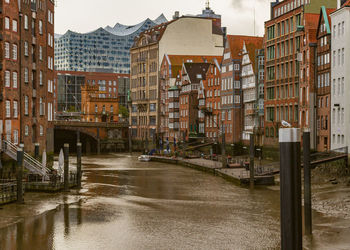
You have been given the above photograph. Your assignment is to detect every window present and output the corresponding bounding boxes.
[39,20,43,34]
[24,41,29,56]
[24,68,29,83]
[39,71,43,85]
[25,125,29,136]
[24,96,29,115]
[13,130,18,145]
[95,105,98,113]
[48,103,53,121]
[5,71,10,87]
[234,64,240,71]
[234,95,240,103]
[12,44,17,60]
[6,101,11,118]
[39,98,44,116]
[40,125,44,136]
[5,17,10,29]
[13,72,18,88]
[24,15,28,30]
[5,42,10,58]
[13,101,18,118]
[39,46,43,60]
[12,20,17,32]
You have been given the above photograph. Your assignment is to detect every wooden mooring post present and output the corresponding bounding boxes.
[303,131,312,235]
[17,148,24,204]
[64,144,70,192]
[249,134,255,188]
[279,128,302,250]
[77,143,82,189]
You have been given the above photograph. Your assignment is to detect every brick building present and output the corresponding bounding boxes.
[264,0,337,148]
[81,85,119,123]
[56,70,129,119]
[221,35,253,144]
[130,10,224,141]
[255,48,266,146]
[240,38,264,143]
[0,0,55,154]
[198,58,222,141]
[179,62,210,141]
[159,54,222,142]
[316,7,334,151]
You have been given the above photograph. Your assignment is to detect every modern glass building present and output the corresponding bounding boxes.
[55,14,167,74]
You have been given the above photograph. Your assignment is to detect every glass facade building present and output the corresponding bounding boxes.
[55,15,167,74]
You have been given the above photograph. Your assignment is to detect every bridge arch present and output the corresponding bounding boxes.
[54,128,98,154]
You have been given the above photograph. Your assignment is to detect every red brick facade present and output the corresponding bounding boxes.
[316,7,334,151]
[1,0,55,154]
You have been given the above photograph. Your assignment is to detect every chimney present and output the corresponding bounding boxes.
[337,0,341,9]
[173,11,180,20]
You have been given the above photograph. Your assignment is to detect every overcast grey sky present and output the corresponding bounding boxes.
[55,0,272,36]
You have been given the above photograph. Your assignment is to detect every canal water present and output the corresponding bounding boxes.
[0,154,349,249]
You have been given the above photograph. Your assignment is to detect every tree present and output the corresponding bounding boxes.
[119,105,129,118]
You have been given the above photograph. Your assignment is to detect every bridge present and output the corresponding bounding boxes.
[53,121,129,154]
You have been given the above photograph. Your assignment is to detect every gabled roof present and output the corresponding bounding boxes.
[226,35,263,61]
[317,7,335,36]
[133,16,223,49]
[183,63,211,83]
[164,55,222,78]
[132,20,174,48]
[304,13,321,43]
[343,0,350,7]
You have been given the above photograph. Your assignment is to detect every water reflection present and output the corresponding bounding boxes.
[0,154,284,249]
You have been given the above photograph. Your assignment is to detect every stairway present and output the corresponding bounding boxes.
[1,140,51,178]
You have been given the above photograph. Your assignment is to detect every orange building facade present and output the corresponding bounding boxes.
[81,85,119,123]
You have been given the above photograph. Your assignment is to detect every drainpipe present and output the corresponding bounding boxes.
[19,13,23,144]
[310,43,317,150]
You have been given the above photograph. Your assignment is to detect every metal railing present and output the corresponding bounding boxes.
[1,140,51,179]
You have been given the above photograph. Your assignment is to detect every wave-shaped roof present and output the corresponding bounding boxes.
[55,14,168,39]
[104,14,167,36]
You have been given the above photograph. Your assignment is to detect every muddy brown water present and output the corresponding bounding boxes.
[0,154,349,250]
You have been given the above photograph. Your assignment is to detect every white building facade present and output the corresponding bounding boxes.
[330,3,350,150]
[241,43,257,141]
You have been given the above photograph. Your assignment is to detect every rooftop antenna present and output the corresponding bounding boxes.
[206,0,210,9]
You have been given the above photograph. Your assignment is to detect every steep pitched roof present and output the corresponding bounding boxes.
[343,0,350,7]
[304,13,321,43]
[183,63,211,83]
[133,16,222,49]
[164,55,222,78]
[226,35,263,61]
[317,7,335,36]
